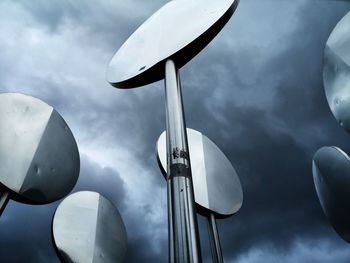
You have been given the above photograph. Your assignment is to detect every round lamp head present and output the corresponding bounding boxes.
[52,191,127,263]
[313,146,350,243]
[157,128,243,217]
[107,0,239,88]
[0,93,80,204]
[323,11,350,132]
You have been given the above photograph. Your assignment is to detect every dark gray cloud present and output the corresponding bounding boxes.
[178,0,350,261]
[1,0,350,262]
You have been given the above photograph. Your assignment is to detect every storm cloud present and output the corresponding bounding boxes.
[1,0,350,262]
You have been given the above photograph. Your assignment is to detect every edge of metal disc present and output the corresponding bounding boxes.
[312,146,350,243]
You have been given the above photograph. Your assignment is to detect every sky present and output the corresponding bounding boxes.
[0,0,350,262]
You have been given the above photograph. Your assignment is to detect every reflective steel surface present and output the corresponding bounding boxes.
[313,146,350,243]
[164,60,201,263]
[324,11,350,132]
[0,192,10,216]
[157,128,243,217]
[107,0,239,88]
[52,191,127,263]
[207,213,223,263]
[0,93,80,203]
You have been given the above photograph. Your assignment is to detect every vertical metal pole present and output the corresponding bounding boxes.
[207,213,223,263]
[0,191,10,216]
[164,59,202,263]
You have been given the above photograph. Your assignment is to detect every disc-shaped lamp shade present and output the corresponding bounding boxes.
[52,191,127,263]
[157,128,243,217]
[107,0,239,88]
[313,146,350,243]
[324,11,350,132]
[0,93,79,204]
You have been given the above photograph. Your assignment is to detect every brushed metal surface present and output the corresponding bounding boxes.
[157,128,243,217]
[0,93,79,204]
[107,0,239,88]
[164,60,201,263]
[52,191,127,263]
[313,146,350,243]
[207,213,223,263]
[323,11,350,132]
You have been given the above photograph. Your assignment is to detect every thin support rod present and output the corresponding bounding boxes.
[207,213,223,263]
[0,191,10,216]
[164,59,201,263]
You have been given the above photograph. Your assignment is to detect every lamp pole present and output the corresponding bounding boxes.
[164,59,202,263]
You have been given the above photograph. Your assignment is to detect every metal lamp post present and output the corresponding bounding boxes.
[165,59,201,262]
[157,128,243,263]
[107,0,240,261]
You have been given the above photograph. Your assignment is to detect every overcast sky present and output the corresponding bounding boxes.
[0,0,350,262]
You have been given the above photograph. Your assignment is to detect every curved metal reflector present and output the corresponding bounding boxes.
[107,0,239,88]
[157,128,243,217]
[324,11,350,132]
[0,93,80,204]
[312,146,350,243]
[52,191,127,263]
